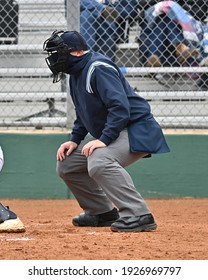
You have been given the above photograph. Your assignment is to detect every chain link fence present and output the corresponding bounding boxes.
[0,0,208,130]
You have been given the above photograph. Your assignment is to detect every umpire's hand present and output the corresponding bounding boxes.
[82,140,106,158]
[57,141,78,161]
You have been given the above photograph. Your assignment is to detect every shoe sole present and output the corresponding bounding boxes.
[111,223,157,232]
[0,218,25,233]
[72,220,116,227]
[98,220,117,227]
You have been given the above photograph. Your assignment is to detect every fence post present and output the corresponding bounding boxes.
[65,0,80,129]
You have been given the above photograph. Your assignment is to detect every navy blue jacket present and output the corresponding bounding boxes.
[69,51,170,154]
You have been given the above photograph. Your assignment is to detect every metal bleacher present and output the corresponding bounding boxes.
[0,0,68,128]
[0,0,208,129]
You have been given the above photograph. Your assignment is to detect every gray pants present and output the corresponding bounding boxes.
[56,129,151,217]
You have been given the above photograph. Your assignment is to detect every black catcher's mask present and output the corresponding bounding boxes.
[43,30,89,83]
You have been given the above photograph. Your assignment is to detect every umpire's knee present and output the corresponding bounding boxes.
[56,160,66,179]
[88,155,109,179]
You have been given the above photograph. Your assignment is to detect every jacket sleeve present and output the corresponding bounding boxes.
[70,111,88,145]
[69,83,88,145]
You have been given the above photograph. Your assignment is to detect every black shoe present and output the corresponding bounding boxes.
[0,203,17,223]
[111,213,157,232]
[72,207,119,227]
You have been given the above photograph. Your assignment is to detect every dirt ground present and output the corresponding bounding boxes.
[0,198,207,260]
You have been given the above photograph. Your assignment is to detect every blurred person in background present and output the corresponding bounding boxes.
[137,0,208,68]
[65,0,139,61]
[197,22,208,89]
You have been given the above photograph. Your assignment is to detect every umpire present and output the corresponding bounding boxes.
[43,30,170,232]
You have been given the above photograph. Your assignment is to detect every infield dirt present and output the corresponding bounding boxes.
[0,198,207,260]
